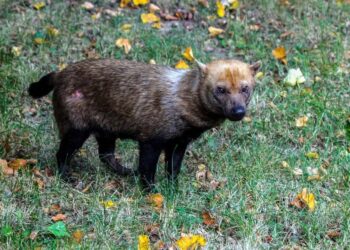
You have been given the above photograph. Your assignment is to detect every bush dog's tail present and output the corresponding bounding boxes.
[28,72,56,99]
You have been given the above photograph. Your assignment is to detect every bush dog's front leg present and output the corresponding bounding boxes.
[138,142,162,192]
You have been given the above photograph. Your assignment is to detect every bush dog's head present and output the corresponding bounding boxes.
[197,59,261,121]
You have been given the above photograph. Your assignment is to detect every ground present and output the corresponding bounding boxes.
[0,0,349,249]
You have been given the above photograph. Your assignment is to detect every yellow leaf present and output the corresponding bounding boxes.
[138,235,151,250]
[281,161,289,168]
[307,174,321,181]
[120,0,131,8]
[33,2,45,10]
[175,60,189,69]
[290,188,316,212]
[229,0,240,9]
[295,116,308,128]
[47,27,59,37]
[72,230,84,243]
[100,200,117,209]
[8,159,27,170]
[91,12,101,21]
[216,1,225,17]
[58,63,67,71]
[152,22,162,29]
[141,13,160,23]
[208,26,224,37]
[182,47,195,62]
[34,37,44,45]
[255,71,264,79]
[115,38,132,54]
[133,0,149,6]
[176,235,206,250]
[147,193,164,210]
[306,151,319,159]
[121,23,133,32]
[11,46,21,56]
[272,46,287,64]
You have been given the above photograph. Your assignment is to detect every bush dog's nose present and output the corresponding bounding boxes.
[231,106,246,120]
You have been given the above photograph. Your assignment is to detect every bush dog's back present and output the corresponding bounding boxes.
[28,59,260,191]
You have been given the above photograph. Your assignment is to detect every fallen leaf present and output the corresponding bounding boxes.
[176,234,206,250]
[152,22,162,29]
[8,159,27,170]
[115,38,132,54]
[293,168,303,176]
[72,230,84,243]
[290,188,316,212]
[120,0,131,8]
[47,27,59,37]
[33,2,45,10]
[216,1,225,17]
[198,0,209,8]
[295,116,308,128]
[284,68,306,86]
[208,26,224,37]
[149,59,156,64]
[182,47,194,62]
[133,0,149,6]
[81,1,94,10]
[91,12,101,21]
[58,63,67,71]
[175,60,189,69]
[154,240,165,249]
[272,46,287,64]
[35,177,45,190]
[121,23,133,32]
[229,0,240,9]
[0,159,16,175]
[141,13,160,23]
[326,230,341,239]
[243,116,252,123]
[149,3,160,12]
[281,161,289,168]
[47,222,70,237]
[138,235,151,250]
[29,231,38,240]
[147,193,164,210]
[100,200,117,209]
[307,175,321,181]
[104,9,119,17]
[51,213,67,222]
[202,211,216,226]
[11,46,21,56]
[255,71,264,79]
[306,151,319,159]
[49,204,62,214]
[33,31,45,45]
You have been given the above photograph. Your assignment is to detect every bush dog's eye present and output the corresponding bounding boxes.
[216,86,227,94]
[241,86,249,94]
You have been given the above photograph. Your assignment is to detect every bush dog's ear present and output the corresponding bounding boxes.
[249,61,261,76]
[195,59,208,77]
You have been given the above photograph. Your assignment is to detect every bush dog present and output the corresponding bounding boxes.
[28,59,260,191]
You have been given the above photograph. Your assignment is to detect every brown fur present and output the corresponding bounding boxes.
[29,58,260,191]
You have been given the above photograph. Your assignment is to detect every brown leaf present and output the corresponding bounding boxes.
[51,213,67,222]
[35,178,45,190]
[202,211,216,226]
[326,230,341,239]
[8,159,27,170]
[32,168,44,178]
[149,3,160,12]
[49,204,62,214]
[0,159,16,175]
[82,182,93,193]
[198,0,209,8]
[72,229,84,243]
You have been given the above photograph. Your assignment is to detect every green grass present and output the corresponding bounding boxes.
[1,0,349,249]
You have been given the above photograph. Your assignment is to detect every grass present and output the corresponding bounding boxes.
[0,0,349,249]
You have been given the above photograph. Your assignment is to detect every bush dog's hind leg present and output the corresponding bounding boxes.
[95,132,135,176]
[165,142,188,181]
[138,141,162,192]
[56,129,90,178]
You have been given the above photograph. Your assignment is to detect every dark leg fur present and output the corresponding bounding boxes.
[165,141,188,181]
[56,129,90,178]
[138,142,162,192]
[95,133,135,176]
